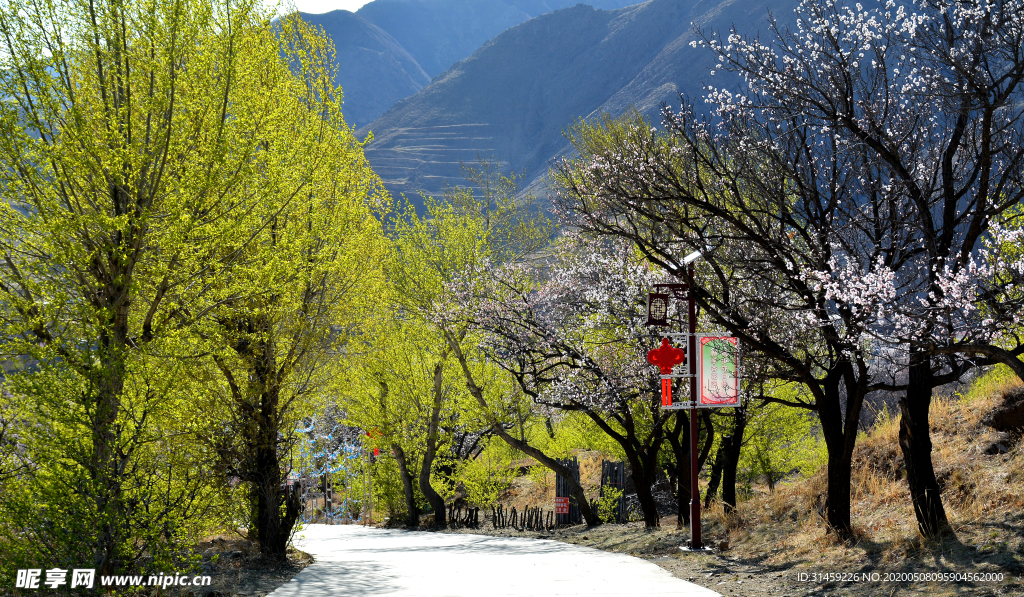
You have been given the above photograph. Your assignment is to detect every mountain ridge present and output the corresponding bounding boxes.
[298,10,430,128]
[303,0,643,127]
[359,0,800,202]
[356,0,643,78]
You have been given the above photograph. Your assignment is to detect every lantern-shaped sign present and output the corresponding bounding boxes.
[646,338,685,406]
[646,293,670,326]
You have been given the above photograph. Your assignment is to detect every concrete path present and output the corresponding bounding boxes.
[268,524,720,597]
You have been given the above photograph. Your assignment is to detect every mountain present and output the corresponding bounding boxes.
[356,0,642,78]
[304,0,640,129]
[359,0,801,202]
[298,11,430,129]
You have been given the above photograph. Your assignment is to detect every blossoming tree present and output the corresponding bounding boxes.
[456,233,718,529]
[555,0,1024,539]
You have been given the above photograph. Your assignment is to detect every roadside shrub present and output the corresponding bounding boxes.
[596,486,624,523]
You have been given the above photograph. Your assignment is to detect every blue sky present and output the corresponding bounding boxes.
[291,0,372,13]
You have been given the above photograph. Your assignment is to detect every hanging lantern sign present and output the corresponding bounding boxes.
[645,293,670,326]
[699,336,739,407]
[646,338,685,406]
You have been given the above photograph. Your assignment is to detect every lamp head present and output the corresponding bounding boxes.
[683,250,702,264]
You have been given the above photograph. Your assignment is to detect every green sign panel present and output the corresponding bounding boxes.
[699,336,739,407]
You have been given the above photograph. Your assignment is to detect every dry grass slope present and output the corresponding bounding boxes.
[698,375,1024,595]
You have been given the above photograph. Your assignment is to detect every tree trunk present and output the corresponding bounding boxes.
[624,449,661,528]
[255,383,300,560]
[496,428,601,526]
[248,389,299,560]
[899,350,952,538]
[447,334,602,526]
[392,444,419,528]
[824,449,853,535]
[721,407,747,513]
[253,434,299,559]
[91,337,127,577]
[698,410,715,469]
[419,363,447,528]
[235,331,299,560]
[704,443,726,509]
[667,412,690,527]
[815,366,861,540]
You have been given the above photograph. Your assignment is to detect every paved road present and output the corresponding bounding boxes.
[269,524,720,597]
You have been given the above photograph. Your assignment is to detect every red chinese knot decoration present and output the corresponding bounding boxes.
[646,338,685,406]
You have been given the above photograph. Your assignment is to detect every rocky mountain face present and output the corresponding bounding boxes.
[356,0,642,78]
[299,10,430,129]
[357,0,801,202]
[303,0,639,128]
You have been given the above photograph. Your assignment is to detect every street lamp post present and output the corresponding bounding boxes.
[648,249,740,551]
[646,250,707,550]
[683,252,703,551]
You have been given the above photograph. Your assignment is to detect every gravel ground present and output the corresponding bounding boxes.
[185,536,314,597]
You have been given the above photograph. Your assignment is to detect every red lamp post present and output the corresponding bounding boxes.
[685,261,702,551]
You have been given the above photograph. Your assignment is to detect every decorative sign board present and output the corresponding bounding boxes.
[699,336,739,407]
[555,496,569,514]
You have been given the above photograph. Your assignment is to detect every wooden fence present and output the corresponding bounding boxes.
[481,458,632,530]
[447,504,481,528]
[491,504,555,531]
[554,457,582,525]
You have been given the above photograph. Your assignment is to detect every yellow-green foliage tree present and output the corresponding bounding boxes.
[357,197,490,528]
[737,389,826,493]
[342,314,464,528]
[342,162,552,529]
[0,0,384,573]
[188,16,389,558]
[431,170,612,528]
[455,436,519,508]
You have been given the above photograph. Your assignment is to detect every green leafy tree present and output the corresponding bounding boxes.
[343,315,463,528]
[738,387,825,493]
[373,197,490,528]
[455,436,519,508]
[0,0,303,574]
[188,15,389,559]
[417,167,610,527]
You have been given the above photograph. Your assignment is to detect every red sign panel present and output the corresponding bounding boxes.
[555,496,569,514]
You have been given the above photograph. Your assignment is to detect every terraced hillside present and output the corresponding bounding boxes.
[359,0,801,203]
[363,123,498,199]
